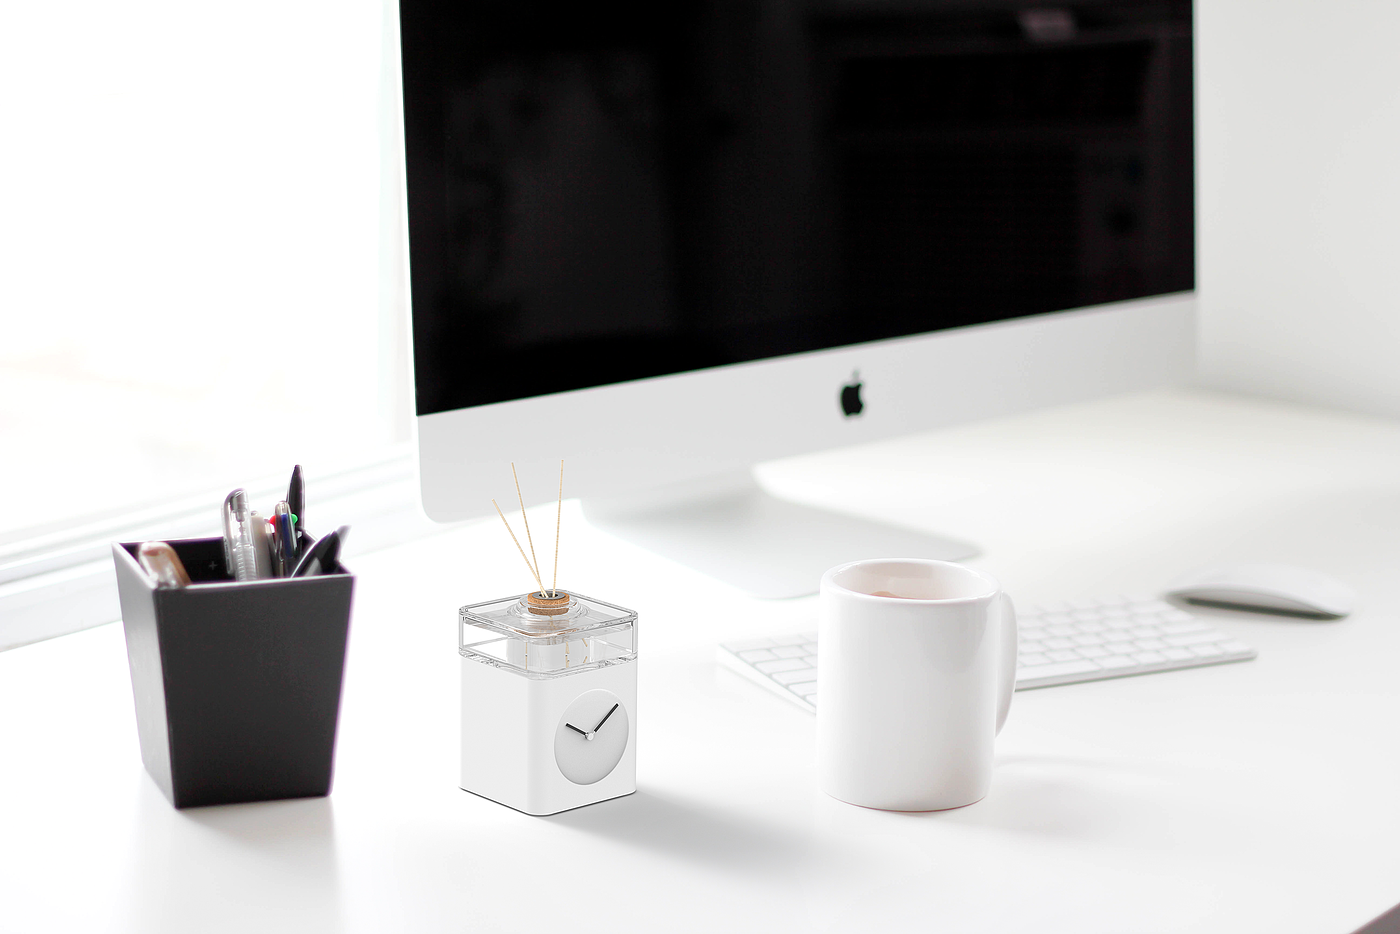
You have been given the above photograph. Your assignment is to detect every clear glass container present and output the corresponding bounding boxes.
[458,590,637,679]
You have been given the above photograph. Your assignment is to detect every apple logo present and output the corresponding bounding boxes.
[840,371,864,417]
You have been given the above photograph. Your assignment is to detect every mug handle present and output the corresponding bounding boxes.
[995,591,1017,735]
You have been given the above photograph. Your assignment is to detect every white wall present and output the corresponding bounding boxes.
[1196,0,1400,416]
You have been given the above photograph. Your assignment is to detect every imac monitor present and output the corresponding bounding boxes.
[399,0,1194,597]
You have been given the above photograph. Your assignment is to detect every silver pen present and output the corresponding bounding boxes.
[222,489,261,582]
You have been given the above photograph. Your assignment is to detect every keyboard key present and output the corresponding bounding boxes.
[1073,633,1106,646]
[1097,655,1135,669]
[1018,659,1100,680]
[800,632,817,642]
[738,648,778,663]
[771,646,807,659]
[1047,624,1077,636]
[1075,621,1107,633]
[1020,627,1048,642]
[1128,626,1160,638]
[1048,650,1081,662]
[1190,644,1225,657]
[1219,641,1253,654]
[1019,640,1046,653]
[1133,638,1168,650]
[1043,613,1074,624]
[773,669,818,685]
[1018,652,1050,666]
[1162,648,1195,660]
[790,681,819,697]
[802,644,818,654]
[1078,645,1110,658]
[1104,631,1135,643]
[755,659,810,674]
[1131,651,1167,664]
[1044,637,1075,649]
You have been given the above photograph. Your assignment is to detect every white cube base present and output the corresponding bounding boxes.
[460,656,637,816]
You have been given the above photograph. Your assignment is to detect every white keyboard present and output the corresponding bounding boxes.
[717,596,1257,713]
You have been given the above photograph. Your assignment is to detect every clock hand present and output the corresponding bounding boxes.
[592,703,620,733]
[565,723,589,738]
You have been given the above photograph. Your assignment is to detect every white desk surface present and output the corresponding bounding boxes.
[3,388,1399,934]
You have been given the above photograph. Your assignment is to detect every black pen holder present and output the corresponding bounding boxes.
[111,537,354,809]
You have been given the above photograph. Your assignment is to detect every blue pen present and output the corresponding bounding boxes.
[272,501,296,576]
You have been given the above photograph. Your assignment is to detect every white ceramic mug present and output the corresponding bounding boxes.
[816,558,1017,811]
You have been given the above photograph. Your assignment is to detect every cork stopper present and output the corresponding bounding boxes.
[525,591,572,617]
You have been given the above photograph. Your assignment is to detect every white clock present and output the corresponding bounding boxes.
[458,591,637,815]
[554,689,630,785]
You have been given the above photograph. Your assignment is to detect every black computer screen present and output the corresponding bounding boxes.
[401,0,1193,416]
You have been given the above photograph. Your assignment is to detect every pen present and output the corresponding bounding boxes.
[137,541,191,588]
[288,465,305,546]
[291,526,349,578]
[222,489,262,582]
[271,501,296,577]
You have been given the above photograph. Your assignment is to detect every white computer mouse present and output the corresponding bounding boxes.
[1164,563,1355,619]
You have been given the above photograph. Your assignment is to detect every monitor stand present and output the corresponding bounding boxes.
[581,471,978,599]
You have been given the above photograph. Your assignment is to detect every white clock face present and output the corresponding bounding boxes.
[554,689,630,785]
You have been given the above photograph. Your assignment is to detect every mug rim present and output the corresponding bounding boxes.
[822,557,999,604]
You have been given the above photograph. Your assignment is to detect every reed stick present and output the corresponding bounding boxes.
[511,463,544,594]
[492,498,545,595]
[552,460,564,597]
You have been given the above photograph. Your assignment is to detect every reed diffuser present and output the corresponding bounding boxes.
[457,462,638,815]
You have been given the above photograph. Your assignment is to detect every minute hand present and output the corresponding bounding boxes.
[592,703,620,733]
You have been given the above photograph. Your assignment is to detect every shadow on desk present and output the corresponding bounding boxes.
[121,783,342,932]
[550,789,803,871]
[180,792,338,846]
[911,754,1189,848]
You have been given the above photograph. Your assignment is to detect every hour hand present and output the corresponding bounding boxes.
[565,723,589,738]
[592,703,620,733]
